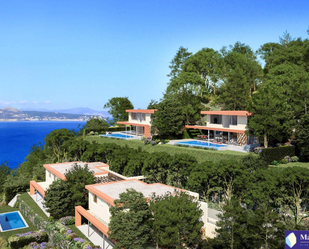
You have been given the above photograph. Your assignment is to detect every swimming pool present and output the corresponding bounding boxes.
[100,133,134,139]
[0,211,28,232]
[175,140,227,149]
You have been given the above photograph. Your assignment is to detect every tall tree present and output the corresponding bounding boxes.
[64,163,96,209]
[43,180,74,219]
[294,114,309,160]
[103,97,134,123]
[151,97,186,137]
[279,167,309,226]
[149,191,203,249]
[183,47,221,96]
[44,128,75,162]
[108,189,153,249]
[167,46,192,81]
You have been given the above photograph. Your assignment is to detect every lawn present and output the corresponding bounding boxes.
[85,136,246,163]
[18,193,48,220]
[0,205,37,241]
[270,162,309,169]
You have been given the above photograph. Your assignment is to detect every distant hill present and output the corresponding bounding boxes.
[21,107,110,117]
[0,107,99,121]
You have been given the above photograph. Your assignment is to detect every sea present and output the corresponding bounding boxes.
[0,121,86,169]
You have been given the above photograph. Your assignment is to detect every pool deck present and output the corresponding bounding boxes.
[168,139,248,153]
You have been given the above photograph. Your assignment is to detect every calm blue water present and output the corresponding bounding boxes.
[100,133,134,139]
[176,140,227,149]
[0,211,27,231]
[0,121,86,169]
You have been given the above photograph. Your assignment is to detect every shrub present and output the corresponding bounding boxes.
[8,230,48,249]
[88,131,95,136]
[144,139,150,145]
[271,160,280,166]
[59,216,75,225]
[151,140,157,146]
[291,156,299,162]
[281,159,288,164]
[283,155,292,162]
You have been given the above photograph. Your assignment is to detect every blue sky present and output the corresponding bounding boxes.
[0,0,308,111]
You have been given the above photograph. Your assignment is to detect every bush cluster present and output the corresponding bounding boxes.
[8,230,48,249]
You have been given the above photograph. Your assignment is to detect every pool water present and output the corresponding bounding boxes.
[100,133,134,139]
[176,140,227,149]
[0,211,28,232]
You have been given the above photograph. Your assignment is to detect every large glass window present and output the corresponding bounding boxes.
[230,116,237,125]
[141,113,146,121]
[210,115,222,124]
[131,113,137,120]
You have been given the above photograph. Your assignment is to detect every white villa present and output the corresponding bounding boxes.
[75,179,219,248]
[185,110,255,146]
[116,109,156,137]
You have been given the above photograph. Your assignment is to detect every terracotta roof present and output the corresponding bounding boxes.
[201,110,252,116]
[126,109,157,114]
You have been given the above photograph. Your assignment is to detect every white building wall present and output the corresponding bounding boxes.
[88,192,111,225]
[128,113,152,126]
[46,170,54,183]
[236,116,247,130]
[206,115,248,131]
[222,116,229,128]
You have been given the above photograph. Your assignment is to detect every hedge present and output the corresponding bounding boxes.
[260,146,295,165]
[8,230,48,249]
[84,126,130,135]
[5,181,29,203]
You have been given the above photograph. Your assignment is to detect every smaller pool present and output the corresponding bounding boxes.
[100,133,134,139]
[176,140,227,149]
[0,211,28,232]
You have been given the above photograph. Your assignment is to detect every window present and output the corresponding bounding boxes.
[49,172,51,178]
[132,113,137,120]
[230,116,237,125]
[93,194,97,203]
[210,115,222,124]
[141,113,146,121]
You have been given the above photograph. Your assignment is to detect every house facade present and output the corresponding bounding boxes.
[185,110,254,146]
[75,179,218,248]
[116,109,156,137]
[30,162,113,200]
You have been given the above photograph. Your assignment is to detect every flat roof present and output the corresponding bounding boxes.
[44,162,109,180]
[86,179,182,206]
[126,109,157,114]
[201,111,252,116]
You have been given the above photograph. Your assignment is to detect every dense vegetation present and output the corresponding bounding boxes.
[0,28,309,248]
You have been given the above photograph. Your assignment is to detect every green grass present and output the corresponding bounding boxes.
[0,205,37,241]
[18,193,48,220]
[270,162,309,169]
[85,136,246,163]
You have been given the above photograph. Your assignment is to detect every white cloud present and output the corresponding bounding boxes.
[0,100,16,105]
[32,101,39,104]
[44,100,52,104]
[19,100,28,104]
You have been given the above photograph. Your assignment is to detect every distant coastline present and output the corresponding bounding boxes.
[0,119,88,122]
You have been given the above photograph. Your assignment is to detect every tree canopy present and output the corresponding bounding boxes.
[108,189,152,249]
[103,97,134,123]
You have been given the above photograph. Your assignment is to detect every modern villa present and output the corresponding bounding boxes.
[28,161,220,248]
[29,162,110,199]
[185,110,255,146]
[116,109,157,137]
[75,179,217,247]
